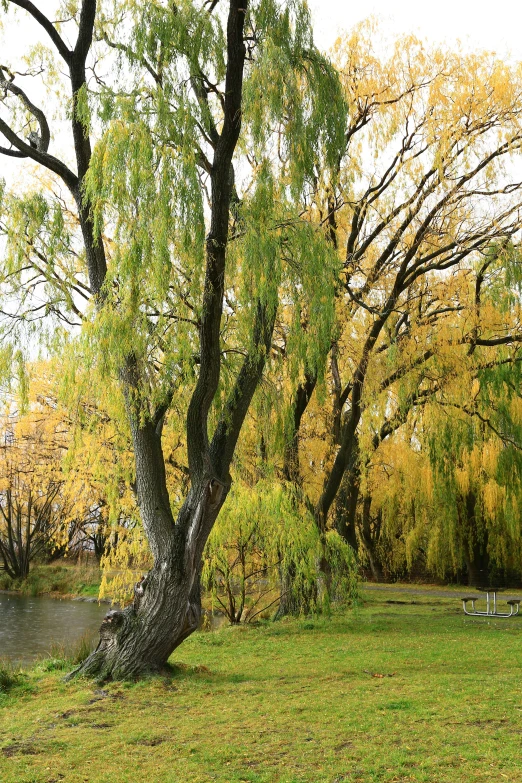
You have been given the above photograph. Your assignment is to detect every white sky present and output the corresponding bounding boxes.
[308,0,522,59]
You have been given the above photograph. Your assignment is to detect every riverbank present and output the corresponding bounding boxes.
[0,560,102,600]
[2,588,522,783]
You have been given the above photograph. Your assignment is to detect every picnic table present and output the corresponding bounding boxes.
[462,587,521,617]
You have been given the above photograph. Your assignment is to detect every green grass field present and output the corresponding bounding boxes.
[1,587,521,783]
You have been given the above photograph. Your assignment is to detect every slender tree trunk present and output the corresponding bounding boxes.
[282,371,317,485]
[275,562,299,618]
[359,496,385,582]
[459,491,490,587]
[465,550,490,589]
[276,372,318,617]
[334,441,360,553]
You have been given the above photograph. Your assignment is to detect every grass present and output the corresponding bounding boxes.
[0,660,23,695]
[0,560,102,598]
[1,587,522,782]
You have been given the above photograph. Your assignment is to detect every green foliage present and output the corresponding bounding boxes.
[202,480,317,621]
[74,83,91,138]
[203,480,358,622]
[76,0,347,426]
[0,562,102,597]
[244,0,347,191]
[323,528,359,606]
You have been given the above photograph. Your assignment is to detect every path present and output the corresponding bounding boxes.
[362,583,522,600]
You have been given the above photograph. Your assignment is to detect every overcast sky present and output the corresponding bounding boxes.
[2,0,522,66]
[308,0,522,58]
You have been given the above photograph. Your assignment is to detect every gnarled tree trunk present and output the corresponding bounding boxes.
[72,479,226,679]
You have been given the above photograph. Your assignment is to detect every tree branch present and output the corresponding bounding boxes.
[186,0,248,481]
[210,297,276,477]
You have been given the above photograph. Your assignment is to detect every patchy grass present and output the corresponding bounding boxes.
[2,588,522,782]
[0,560,101,598]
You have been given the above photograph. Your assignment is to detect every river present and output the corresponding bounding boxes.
[0,592,108,665]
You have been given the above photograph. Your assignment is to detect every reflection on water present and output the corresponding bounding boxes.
[0,592,108,664]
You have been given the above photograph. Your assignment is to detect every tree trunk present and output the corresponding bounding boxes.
[458,491,490,587]
[334,462,360,553]
[359,495,385,583]
[275,561,301,618]
[75,561,200,680]
[70,479,226,679]
[275,558,318,618]
[465,551,490,589]
[365,548,385,583]
[275,371,318,618]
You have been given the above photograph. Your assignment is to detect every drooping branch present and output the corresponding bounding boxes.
[0,66,50,151]
[2,0,106,297]
[437,400,522,451]
[0,116,78,189]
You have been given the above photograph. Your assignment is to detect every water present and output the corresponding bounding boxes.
[0,592,108,664]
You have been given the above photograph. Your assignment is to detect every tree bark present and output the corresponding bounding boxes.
[276,371,318,617]
[70,479,226,679]
[334,440,360,552]
[282,371,317,484]
[359,496,384,582]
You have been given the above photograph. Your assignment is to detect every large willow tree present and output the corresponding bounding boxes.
[0,0,346,677]
[267,24,522,560]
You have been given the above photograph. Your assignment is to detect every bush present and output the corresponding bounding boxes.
[202,481,359,622]
[0,571,14,590]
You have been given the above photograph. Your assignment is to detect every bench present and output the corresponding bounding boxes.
[462,592,522,617]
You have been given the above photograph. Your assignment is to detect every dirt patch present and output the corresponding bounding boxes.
[334,741,354,752]
[56,709,76,719]
[88,688,125,703]
[2,740,41,757]
[134,736,167,746]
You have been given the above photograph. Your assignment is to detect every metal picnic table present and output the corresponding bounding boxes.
[462,587,521,617]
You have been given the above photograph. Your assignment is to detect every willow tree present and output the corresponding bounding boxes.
[0,0,346,677]
[282,234,522,582]
[266,25,522,563]
[359,344,522,585]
